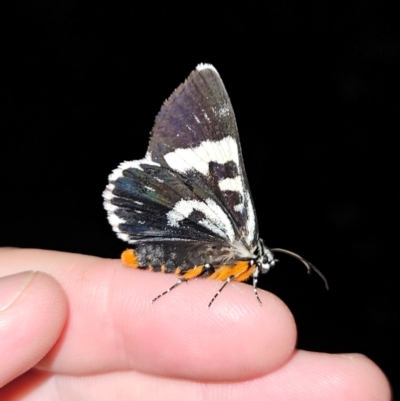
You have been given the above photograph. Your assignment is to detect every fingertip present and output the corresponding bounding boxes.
[336,353,392,401]
[268,351,392,401]
[112,270,297,381]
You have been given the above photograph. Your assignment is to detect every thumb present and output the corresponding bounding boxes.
[0,271,67,387]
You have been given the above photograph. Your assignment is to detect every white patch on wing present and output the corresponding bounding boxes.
[106,211,129,242]
[218,176,246,214]
[218,106,230,117]
[103,185,114,201]
[218,176,243,193]
[117,232,130,242]
[164,136,240,176]
[103,153,161,243]
[108,214,125,226]
[103,182,120,230]
[169,148,206,175]
[196,63,219,75]
[166,198,235,242]
[103,200,117,212]
[211,105,230,117]
[186,124,195,133]
[108,156,160,182]
[164,136,247,214]
[244,191,256,246]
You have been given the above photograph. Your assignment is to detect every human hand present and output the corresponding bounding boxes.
[0,248,391,400]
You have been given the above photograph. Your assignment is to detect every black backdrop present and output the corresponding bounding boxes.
[2,1,398,394]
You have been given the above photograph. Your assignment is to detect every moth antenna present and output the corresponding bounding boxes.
[271,248,329,290]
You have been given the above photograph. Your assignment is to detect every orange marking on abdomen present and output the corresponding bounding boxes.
[233,264,256,282]
[121,249,139,268]
[209,261,252,281]
[183,265,204,279]
[174,267,182,275]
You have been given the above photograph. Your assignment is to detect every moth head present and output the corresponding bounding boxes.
[257,250,276,274]
[256,238,277,274]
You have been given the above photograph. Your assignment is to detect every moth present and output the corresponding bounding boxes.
[103,64,327,307]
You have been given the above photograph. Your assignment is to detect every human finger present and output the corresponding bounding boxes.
[0,271,67,387]
[0,351,390,401]
[0,248,296,382]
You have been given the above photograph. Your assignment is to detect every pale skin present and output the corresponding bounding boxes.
[0,248,391,400]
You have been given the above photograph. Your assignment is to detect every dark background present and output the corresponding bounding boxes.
[2,0,398,394]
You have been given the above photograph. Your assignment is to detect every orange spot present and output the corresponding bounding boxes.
[234,264,256,282]
[183,265,204,279]
[121,249,139,268]
[161,265,167,273]
[174,267,182,275]
[209,261,253,282]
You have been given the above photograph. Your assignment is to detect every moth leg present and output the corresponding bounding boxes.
[151,277,187,304]
[208,277,233,308]
[208,270,248,308]
[152,264,211,304]
[208,261,262,308]
[252,267,262,305]
[208,261,256,308]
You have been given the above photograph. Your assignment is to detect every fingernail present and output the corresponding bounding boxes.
[0,271,35,311]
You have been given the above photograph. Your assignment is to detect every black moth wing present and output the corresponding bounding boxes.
[104,64,259,267]
[106,160,234,243]
[148,64,258,250]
